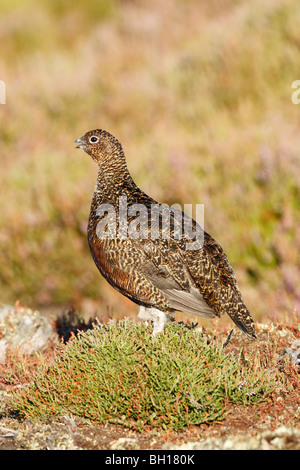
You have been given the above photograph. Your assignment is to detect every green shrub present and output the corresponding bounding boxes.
[11,321,276,430]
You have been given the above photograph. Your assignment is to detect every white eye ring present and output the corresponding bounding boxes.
[89,136,99,143]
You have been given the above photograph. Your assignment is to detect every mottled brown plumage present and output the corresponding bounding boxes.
[74,129,256,339]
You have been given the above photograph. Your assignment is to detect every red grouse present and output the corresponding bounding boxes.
[74,129,256,339]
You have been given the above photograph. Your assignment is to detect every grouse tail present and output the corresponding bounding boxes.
[228,301,257,339]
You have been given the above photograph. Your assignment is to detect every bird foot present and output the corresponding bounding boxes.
[138,306,173,336]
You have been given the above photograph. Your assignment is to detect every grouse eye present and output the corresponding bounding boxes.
[89,136,99,144]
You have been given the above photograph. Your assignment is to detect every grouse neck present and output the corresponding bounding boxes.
[94,160,137,203]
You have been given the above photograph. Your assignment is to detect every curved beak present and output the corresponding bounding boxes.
[74,137,86,149]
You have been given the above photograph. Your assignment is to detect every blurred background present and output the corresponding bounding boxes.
[0,0,299,323]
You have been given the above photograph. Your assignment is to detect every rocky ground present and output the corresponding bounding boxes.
[0,303,299,450]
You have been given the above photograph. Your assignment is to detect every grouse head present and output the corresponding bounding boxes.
[74,129,125,166]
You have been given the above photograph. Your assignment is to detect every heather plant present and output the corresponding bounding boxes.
[11,321,277,430]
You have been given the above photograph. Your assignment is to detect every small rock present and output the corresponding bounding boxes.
[15,423,79,450]
[0,339,7,364]
[163,426,300,450]
[110,437,139,450]
[0,303,57,363]
[284,340,300,366]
